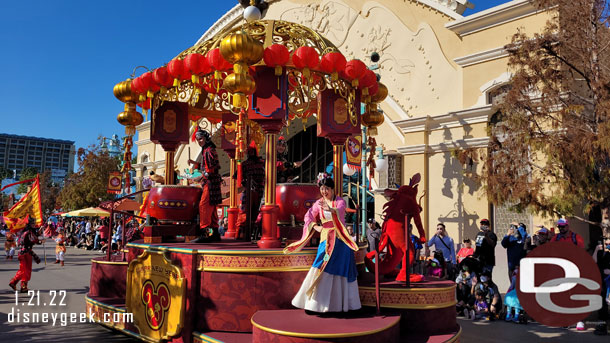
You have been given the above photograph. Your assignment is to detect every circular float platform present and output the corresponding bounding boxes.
[89,255,128,299]
[251,309,401,343]
[358,273,457,335]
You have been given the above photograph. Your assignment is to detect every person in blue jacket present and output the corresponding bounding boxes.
[501,222,528,279]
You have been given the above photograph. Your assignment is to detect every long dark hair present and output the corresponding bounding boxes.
[317,173,334,189]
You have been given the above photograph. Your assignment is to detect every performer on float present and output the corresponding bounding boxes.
[284,173,361,313]
[236,141,265,241]
[188,127,222,243]
[54,229,66,266]
[276,136,302,183]
[8,217,42,292]
[5,230,16,260]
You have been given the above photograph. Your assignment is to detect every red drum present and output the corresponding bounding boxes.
[147,185,202,223]
[276,183,321,225]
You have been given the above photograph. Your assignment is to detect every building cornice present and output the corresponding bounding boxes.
[454,46,508,67]
[195,0,474,47]
[135,139,153,147]
[136,121,151,131]
[392,105,494,134]
[133,161,165,169]
[445,0,539,37]
[196,5,243,45]
[397,137,489,155]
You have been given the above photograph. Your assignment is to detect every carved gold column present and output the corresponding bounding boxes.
[164,151,175,185]
[258,131,281,249]
[225,157,239,239]
[333,145,343,196]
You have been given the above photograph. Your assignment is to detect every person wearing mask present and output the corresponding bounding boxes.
[473,219,498,275]
[593,236,610,322]
[471,270,502,320]
[427,223,456,279]
[552,218,584,248]
[501,222,528,279]
[529,225,551,251]
[456,239,474,264]
[366,218,381,253]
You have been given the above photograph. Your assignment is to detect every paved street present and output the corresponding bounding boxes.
[0,239,137,342]
[0,238,608,342]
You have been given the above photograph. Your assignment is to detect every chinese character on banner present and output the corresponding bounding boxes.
[108,171,122,194]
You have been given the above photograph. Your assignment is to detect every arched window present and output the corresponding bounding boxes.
[140,152,150,164]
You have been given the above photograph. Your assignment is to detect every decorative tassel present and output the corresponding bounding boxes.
[147,90,154,98]
[173,78,180,87]
[303,68,310,81]
[351,79,359,88]
[331,71,338,81]
[275,65,282,76]
[139,94,146,102]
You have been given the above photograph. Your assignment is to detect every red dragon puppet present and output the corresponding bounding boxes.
[365,173,426,282]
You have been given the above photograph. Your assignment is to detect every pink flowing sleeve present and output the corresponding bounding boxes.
[283,201,320,254]
[304,200,321,231]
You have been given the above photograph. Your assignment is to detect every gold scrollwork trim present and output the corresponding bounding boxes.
[127,243,200,255]
[446,325,462,343]
[199,266,311,272]
[250,315,400,339]
[192,331,225,343]
[360,300,457,310]
[85,296,126,313]
[358,285,456,293]
[91,259,129,265]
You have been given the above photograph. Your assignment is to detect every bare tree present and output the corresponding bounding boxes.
[467,1,610,235]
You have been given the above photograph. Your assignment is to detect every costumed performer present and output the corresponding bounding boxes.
[5,230,16,260]
[236,141,265,241]
[276,136,302,183]
[9,217,42,292]
[188,127,222,243]
[284,173,361,313]
[54,229,66,266]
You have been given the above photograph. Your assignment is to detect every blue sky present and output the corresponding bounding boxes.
[0,0,509,156]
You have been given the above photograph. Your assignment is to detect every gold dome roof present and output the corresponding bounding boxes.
[176,20,340,65]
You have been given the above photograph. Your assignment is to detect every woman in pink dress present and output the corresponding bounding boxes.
[284,173,361,313]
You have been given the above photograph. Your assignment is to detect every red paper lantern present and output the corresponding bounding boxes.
[359,69,377,95]
[168,59,185,87]
[137,98,151,110]
[185,53,211,84]
[153,67,173,89]
[263,44,290,76]
[207,48,233,79]
[320,52,346,81]
[131,76,145,102]
[292,46,319,79]
[344,59,367,87]
[140,71,156,98]
[368,81,379,97]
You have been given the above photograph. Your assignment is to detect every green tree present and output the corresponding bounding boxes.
[467,0,610,234]
[57,142,120,211]
[17,167,39,194]
[0,166,12,184]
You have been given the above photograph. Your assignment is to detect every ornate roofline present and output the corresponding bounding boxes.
[194,0,472,46]
[446,0,541,37]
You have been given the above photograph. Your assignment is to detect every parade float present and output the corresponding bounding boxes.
[85,2,459,342]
